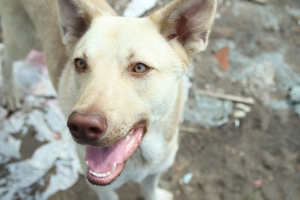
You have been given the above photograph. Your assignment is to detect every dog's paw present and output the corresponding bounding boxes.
[0,85,21,110]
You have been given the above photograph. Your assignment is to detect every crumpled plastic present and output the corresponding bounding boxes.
[0,50,81,200]
[123,0,158,17]
[0,132,21,164]
[2,139,80,200]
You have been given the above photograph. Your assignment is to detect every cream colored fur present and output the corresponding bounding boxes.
[0,0,216,199]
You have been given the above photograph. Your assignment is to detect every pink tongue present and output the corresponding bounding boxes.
[85,139,126,173]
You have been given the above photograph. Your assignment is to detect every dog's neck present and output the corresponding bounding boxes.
[133,81,185,168]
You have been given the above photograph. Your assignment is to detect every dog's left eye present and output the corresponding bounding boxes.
[74,58,86,70]
[133,63,149,73]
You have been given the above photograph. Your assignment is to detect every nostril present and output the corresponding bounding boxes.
[68,124,80,139]
[89,127,101,134]
[69,125,78,132]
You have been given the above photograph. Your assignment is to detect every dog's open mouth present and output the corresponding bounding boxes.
[85,125,145,186]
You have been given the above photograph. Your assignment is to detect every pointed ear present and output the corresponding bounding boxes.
[57,0,111,51]
[149,0,217,60]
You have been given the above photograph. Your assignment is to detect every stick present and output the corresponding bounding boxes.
[180,126,220,139]
[196,89,255,104]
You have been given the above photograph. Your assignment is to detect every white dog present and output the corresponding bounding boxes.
[0,0,216,199]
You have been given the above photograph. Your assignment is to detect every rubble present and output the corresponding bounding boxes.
[232,2,282,32]
[0,50,80,200]
[184,94,233,128]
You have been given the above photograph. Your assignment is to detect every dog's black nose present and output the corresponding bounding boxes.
[67,112,107,143]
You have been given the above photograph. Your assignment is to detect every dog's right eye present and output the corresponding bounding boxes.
[74,58,86,70]
[133,63,149,73]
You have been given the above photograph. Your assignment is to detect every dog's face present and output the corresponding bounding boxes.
[71,17,186,145]
[58,0,216,185]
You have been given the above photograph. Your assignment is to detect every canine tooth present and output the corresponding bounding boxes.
[86,161,89,166]
[111,163,116,172]
[89,170,96,176]
[125,135,130,142]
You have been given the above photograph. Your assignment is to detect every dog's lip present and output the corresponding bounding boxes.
[102,120,147,147]
[71,136,85,144]
[84,123,146,185]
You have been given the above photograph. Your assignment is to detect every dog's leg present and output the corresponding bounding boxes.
[141,173,173,200]
[0,48,20,110]
[0,0,39,110]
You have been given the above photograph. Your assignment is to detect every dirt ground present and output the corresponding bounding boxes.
[1,0,300,200]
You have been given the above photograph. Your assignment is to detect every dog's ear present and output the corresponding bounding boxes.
[57,0,110,51]
[149,0,217,60]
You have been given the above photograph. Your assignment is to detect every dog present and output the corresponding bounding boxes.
[0,0,217,199]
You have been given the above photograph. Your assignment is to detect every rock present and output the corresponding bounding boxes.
[183,173,193,185]
[233,110,246,118]
[289,85,300,103]
[215,46,229,71]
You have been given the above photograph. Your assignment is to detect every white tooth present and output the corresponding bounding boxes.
[86,161,89,166]
[89,169,113,178]
[111,163,116,172]
[89,170,94,176]
[125,135,130,142]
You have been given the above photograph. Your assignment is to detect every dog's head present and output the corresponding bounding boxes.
[57,0,216,185]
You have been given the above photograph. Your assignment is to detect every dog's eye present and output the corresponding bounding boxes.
[75,58,86,69]
[133,63,149,73]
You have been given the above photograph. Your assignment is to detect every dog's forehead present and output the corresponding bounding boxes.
[91,17,156,42]
[76,17,170,60]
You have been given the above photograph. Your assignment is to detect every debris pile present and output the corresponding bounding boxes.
[0,51,81,200]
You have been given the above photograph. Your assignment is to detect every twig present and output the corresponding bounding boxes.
[196,89,255,104]
[180,126,220,139]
